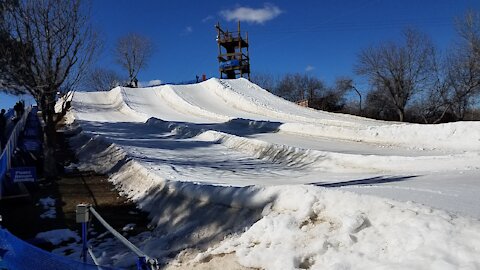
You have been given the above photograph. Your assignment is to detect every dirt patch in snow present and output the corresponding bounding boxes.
[164,252,255,270]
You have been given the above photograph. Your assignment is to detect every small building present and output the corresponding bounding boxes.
[295,99,310,108]
[216,21,250,80]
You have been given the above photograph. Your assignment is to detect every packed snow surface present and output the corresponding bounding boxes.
[67,78,480,269]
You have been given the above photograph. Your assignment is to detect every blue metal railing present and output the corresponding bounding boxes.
[0,106,32,198]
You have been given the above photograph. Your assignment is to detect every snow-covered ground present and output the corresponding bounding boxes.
[65,78,480,269]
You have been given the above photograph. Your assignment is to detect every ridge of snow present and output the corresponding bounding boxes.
[67,118,480,269]
[65,77,480,269]
[161,85,231,122]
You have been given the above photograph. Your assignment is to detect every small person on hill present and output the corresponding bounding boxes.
[13,100,25,121]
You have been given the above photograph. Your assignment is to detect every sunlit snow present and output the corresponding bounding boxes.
[65,78,480,269]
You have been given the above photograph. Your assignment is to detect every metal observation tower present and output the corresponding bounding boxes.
[215,21,250,80]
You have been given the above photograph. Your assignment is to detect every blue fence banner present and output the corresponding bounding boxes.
[10,167,36,183]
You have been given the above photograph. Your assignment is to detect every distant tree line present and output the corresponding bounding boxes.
[252,11,480,123]
[251,73,353,113]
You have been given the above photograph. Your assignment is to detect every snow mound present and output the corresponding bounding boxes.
[281,121,480,152]
[65,78,480,269]
[67,121,480,269]
[72,87,148,122]
[114,78,480,151]
[213,78,384,127]
[197,186,480,270]
[141,117,480,173]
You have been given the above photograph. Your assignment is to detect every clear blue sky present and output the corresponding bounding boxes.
[1,0,479,109]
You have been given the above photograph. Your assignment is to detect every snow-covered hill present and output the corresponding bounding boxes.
[66,78,480,269]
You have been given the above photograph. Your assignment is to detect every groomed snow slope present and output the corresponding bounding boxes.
[67,78,480,269]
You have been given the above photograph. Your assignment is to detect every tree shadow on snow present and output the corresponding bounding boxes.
[69,118,283,266]
[310,175,419,188]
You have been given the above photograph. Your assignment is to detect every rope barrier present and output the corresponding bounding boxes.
[88,207,149,259]
[87,247,104,269]
[76,204,158,270]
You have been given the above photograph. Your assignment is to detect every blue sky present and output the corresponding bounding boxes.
[1,0,480,109]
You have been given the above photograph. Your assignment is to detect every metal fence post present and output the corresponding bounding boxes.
[81,222,88,263]
[136,256,148,270]
[76,203,90,264]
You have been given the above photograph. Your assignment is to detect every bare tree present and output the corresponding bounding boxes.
[0,0,29,93]
[85,68,123,91]
[1,0,98,179]
[443,11,480,120]
[114,33,154,87]
[276,73,325,102]
[250,72,279,93]
[363,87,399,120]
[335,77,362,114]
[356,29,436,121]
[274,73,347,112]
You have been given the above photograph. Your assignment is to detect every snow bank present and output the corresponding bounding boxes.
[159,85,230,122]
[210,78,383,128]
[196,129,479,172]
[142,118,480,173]
[67,117,480,269]
[281,121,480,152]
[71,87,148,122]
[119,78,480,151]
[66,78,480,269]
[54,91,74,113]
[197,186,480,270]
[218,78,480,151]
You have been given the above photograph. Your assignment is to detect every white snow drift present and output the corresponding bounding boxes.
[65,78,480,269]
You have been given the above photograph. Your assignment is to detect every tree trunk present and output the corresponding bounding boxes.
[397,108,405,122]
[42,93,58,180]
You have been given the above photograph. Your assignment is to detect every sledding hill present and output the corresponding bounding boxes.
[67,78,480,269]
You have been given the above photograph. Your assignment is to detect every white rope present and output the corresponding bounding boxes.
[88,206,150,259]
[87,247,105,270]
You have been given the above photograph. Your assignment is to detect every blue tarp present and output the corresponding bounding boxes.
[0,228,123,270]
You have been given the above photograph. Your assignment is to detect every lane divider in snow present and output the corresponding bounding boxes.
[104,82,480,152]
[144,117,480,173]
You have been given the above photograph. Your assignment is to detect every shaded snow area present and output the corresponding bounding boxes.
[64,78,480,269]
[38,196,56,219]
[35,229,80,245]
